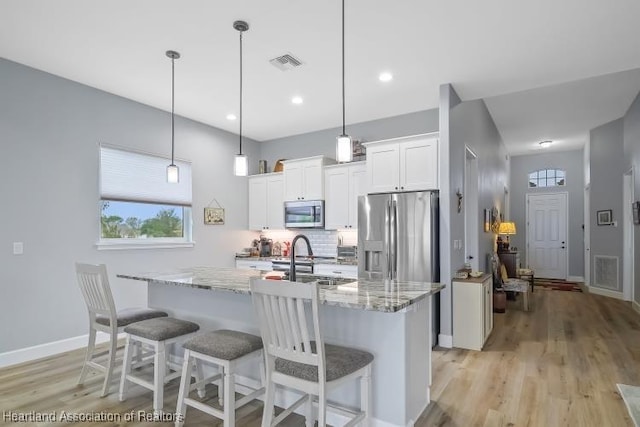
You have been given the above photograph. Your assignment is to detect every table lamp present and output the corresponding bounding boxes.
[497,221,517,252]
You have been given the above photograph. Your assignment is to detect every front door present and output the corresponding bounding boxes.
[527,193,568,279]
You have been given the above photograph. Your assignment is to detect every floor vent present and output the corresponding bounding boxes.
[269,53,304,71]
[594,255,619,290]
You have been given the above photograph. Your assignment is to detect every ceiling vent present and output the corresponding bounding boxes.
[269,53,304,71]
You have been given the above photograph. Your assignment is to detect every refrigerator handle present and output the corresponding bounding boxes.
[386,199,392,280]
[392,200,398,279]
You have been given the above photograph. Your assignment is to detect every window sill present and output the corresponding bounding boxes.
[96,240,195,251]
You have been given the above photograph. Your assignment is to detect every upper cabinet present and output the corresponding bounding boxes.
[248,172,284,230]
[364,133,439,193]
[324,162,367,230]
[283,156,335,201]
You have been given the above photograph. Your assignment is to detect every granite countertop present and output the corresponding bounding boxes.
[234,256,358,266]
[118,267,443,313]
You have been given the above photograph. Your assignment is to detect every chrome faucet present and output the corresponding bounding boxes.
[289,234,313,282]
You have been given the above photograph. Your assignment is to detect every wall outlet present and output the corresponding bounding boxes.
[13,242,24,255]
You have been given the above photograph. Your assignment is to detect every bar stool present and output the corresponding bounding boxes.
[75,263,168,396]
[250,278,374,427]
[119,317,200,415]
[175,329,265,427]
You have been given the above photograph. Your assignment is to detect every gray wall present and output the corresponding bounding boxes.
[439,84,509,338]
[623,93,640,301]
[258,110,439,170]
[510,150,585,277]
[589,119,625,291]
[0,58,259,353]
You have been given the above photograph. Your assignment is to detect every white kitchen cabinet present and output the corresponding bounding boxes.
[364,133,439,193]
[283,156,335,201]
[235,259,273,271]
[324,162,367,230]
[452,274,493,351]
[248,173,284,230]
[314,263,358,279]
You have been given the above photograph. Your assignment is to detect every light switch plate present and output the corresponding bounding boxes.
[13,242,23,255]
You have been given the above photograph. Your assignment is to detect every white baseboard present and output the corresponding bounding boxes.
[438,334,453,348]
[588,286,624,300]
[632,301,640,315]
[0,332,123,369]
[568,275,585,283]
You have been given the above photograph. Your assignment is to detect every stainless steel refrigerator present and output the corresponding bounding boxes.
[358,191,439,282]
[358,191,440,344]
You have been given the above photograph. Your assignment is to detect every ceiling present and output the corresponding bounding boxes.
[2,0,640,149]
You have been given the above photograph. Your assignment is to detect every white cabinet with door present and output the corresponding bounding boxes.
[283,156,336,201]
[364,133,439,193]
[248,173,284,230]
[452,274,493,351]
[324,162,367,230]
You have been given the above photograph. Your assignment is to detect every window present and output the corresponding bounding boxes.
[528,169,566,188]
[98,145,193,249]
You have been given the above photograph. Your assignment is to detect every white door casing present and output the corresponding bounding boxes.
[526,192,568,279]
[584,186,590,286]
[464,147,479,271]
[623,170,635,301]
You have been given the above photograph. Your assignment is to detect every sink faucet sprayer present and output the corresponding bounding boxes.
[289,234,313,282]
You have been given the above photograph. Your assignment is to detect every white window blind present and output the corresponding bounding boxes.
[100,145,192,206]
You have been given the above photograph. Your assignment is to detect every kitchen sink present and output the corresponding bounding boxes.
[290,274,356,287]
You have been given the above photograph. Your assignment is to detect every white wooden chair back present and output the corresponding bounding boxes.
[250,279,325,379]
[75,263,117,321]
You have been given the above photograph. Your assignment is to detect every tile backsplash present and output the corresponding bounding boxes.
[259,229,357,258]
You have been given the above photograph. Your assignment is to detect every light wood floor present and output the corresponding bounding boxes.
[1,287,638,426]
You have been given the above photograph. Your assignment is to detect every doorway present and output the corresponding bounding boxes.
[464,147,479,270]
[526,192,568,279]
[623,169,635,301]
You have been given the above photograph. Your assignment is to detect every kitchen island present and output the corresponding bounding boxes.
[118,267,443,427]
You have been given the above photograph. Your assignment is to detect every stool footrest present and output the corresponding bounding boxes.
[273,394,309,425]
[184,397,224,418]
[125,374,154,391]
[235,386,265,408]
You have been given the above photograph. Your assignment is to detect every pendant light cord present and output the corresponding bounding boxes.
[341,0,346,136]
[171,55,175,165]
[239,30,244,156]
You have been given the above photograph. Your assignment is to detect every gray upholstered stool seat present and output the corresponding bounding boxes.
[175,329,265,427]
[120,317,200,416]
[96,307,168,327]
[183,329,263,360]
[124,317,200,341]
[275,342,374,382]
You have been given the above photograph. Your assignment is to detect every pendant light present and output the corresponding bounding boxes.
[166,50,180,183]
[336,0,352,163]
[233,20,249,176]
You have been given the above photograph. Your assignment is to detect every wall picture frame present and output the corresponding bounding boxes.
[596,209,612,226]
[204,207,225,225]
[633,201,640,225]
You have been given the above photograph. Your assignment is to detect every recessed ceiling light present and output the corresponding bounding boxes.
[226,114,237,121]
[291,96,304,105]
[379,72,393,82]
[539,140,552,148]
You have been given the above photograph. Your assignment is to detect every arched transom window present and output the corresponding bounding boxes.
[528,169,565,188]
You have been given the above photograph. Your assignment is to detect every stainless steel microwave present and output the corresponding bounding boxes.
[284,200,324,229]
